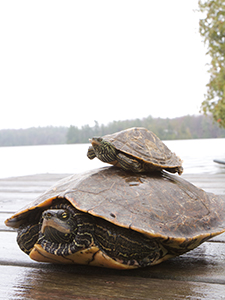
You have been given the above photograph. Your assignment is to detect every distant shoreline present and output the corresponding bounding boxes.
[0,114,225,147]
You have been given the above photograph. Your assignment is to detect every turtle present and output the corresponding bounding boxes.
[87,127,183,175]
[5,166,225,269]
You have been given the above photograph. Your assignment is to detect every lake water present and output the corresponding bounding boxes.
[1,138,225,179]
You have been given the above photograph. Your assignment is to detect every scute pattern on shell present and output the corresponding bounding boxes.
[102,127,182,167]
[7,167,225,246]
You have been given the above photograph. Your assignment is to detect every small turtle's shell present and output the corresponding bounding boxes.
[102,127,183,174]
[6,167,225,244]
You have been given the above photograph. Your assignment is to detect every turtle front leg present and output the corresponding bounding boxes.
[17,223,40,255]
[87,146,96,160]
[117,153,144,172]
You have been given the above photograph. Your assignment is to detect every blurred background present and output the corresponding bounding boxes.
[0,0,224,177]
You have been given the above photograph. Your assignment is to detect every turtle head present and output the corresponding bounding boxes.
[16,206,78,255]
[40,208,76,244]
[89,137,117,163]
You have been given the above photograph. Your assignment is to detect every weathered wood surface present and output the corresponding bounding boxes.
[1,172,225,299]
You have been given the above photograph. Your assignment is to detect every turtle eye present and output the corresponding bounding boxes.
[58,210,69,220]
[62,212,68,218]
[97,137,103,142]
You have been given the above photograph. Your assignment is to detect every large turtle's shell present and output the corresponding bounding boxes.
[6,167,225,244]
[102,127,183,173]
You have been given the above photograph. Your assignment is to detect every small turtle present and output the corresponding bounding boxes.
[87,127,183,175]
[5,167,225,269]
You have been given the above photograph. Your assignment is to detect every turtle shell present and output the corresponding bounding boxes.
[102,127,183,174]
[5,167,225,268]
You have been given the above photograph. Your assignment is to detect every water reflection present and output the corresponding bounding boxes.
[5,250,225,300]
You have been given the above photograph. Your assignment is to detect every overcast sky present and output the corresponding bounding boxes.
[0,0,209,130]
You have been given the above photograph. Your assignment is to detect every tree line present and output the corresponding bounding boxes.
[0,126,68,147]
[0,114,224,147]
[67,115,225,144]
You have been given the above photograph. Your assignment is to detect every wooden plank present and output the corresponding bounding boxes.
[210,232,225,242]
[182,173,225,195]
[0,213,15,231]
[1,265,225,300]
[1,172,225,299]
[1,232,225,284]
[0,174,69,212]
[0,192,40,212]
[0,173,70,182]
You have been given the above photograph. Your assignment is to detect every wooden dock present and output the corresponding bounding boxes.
[1,172,225,299]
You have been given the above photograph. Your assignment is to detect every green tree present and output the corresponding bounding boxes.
[66,125,80,143]
[198,0,225,127]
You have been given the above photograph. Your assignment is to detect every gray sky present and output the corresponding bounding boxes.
[0,0,208,130]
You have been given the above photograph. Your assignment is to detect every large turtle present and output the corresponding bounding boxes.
[5,167,225,269]
[87,127,183,175]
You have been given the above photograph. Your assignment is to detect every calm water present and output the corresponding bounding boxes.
[1,138,225,179]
